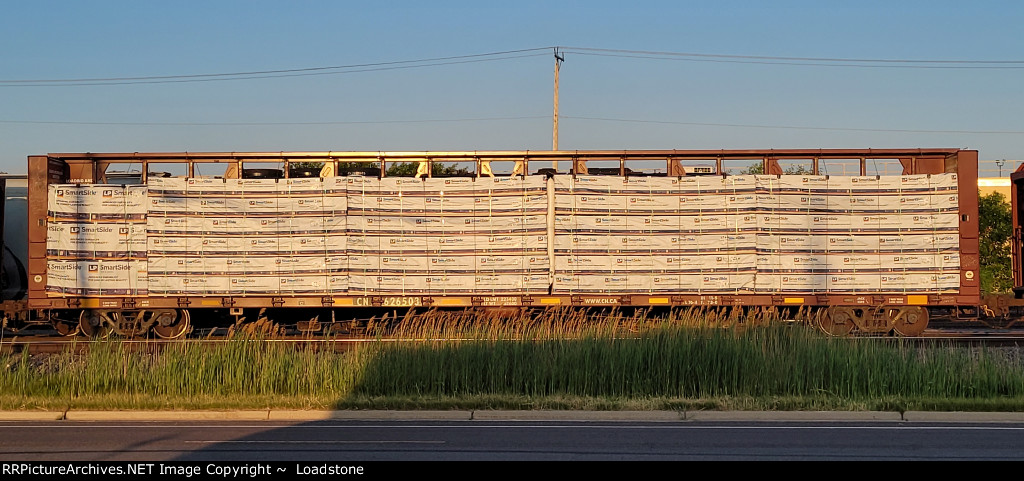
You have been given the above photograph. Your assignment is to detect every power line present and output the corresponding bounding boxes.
[563,115,1024,135]
[0,48,551,86]
[568,51,1024,69]
[4,115,1019,136]
[2,54,549,87]
[560,46,1024,69]
[0,116,547,126]
[4,45,1024,87]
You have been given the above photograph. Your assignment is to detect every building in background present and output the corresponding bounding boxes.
[978,178,1011,199]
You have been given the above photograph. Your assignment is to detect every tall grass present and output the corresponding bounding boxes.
[353,308,1024,406]
[0,337,368,409]
[2,308,1023,411]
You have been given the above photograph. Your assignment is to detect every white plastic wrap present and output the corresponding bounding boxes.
[48,171,964,298]
[48,185,146,220]
[46,222,147,258]
[46,260,148,296]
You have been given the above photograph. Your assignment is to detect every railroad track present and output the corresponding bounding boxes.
[0,331,371,355]
[4,326,1024,356]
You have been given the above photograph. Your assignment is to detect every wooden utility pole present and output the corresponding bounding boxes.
[552,48,564,169]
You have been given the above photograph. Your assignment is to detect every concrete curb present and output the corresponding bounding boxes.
[268,410,473,421]
[684,410,904,421]
[64,410,272,421]
[472,410,683,421]
[1,410,1023,423]
[0,411,65,421]
[903,411,1024,422]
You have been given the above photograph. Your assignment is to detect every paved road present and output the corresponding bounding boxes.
[2,411,1024,462]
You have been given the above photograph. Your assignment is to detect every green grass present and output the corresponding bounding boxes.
[2,308,1023,411]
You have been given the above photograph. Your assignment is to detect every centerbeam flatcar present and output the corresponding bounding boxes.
[4,148,990,337]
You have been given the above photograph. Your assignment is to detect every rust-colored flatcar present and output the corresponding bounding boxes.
[5,149,987,337]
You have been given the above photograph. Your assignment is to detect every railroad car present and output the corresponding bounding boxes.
[0,148,1004,337]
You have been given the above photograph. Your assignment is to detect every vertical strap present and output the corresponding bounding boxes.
[546,175,556,293]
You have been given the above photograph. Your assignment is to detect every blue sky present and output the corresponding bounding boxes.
[2,1,1022,175]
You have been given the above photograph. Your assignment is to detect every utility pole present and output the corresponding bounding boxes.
[552,48,564,169]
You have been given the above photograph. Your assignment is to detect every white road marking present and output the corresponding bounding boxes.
[184,440,445,444]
